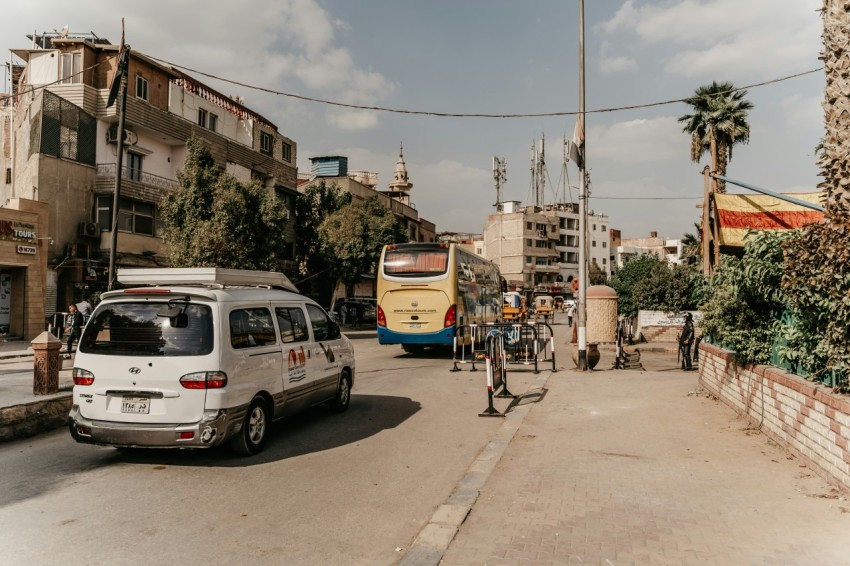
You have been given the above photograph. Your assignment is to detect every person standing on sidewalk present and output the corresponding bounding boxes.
[679,312,695,370]
[64,304,84,356]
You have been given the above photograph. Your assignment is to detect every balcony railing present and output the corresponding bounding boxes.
[96,163,179,191]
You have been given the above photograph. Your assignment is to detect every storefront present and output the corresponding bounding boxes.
[0,199,49,340]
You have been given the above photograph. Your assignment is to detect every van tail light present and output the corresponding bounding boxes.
[377,306,387,328]
[73,368,95,386]
[180,371,228,389]
[444,304,457,328]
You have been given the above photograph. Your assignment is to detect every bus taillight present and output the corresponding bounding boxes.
[444,304,457,328]
[377,306,387,327]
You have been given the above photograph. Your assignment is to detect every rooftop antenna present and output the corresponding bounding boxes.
[493,156,507,210]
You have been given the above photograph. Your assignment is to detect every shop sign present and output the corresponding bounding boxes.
[0,219,37,243]
[16,245,37,255]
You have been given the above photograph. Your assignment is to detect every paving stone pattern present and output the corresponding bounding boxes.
[442,366,850,565]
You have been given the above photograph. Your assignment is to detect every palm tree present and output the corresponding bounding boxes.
[678,81,753,193]
[680,221,701,266]
[821,2,850,218]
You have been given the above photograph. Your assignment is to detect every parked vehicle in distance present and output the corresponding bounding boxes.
[68,268,355,456]
[501,291,527,322]
[377,243,502,353]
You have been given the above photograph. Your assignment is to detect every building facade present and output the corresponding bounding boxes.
[611,231,683,271]
[482,201,610,292]
[4,31,298,336]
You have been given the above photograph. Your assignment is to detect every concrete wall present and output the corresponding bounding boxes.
[700,342,850,491]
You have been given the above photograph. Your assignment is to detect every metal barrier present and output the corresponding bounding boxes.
[452,321,556,374]
[478,329,515,417]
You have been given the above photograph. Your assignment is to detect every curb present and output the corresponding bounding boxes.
[0,393,72,443]
[398,369,553,565]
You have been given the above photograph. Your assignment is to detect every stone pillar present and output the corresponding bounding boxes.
[32,331,63,395]
[586,285,618,344]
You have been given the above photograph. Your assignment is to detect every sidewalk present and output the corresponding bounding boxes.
[0,339,74,442]
[428,346,850,564]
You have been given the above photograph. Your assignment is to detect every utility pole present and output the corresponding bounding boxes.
[576,0,588,371]
[107,32,130,291]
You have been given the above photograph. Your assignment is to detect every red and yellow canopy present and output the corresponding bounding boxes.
[714,192,824,247]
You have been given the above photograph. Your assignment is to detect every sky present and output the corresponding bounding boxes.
[1,0,825,240]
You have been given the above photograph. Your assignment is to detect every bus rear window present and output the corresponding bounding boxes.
[383,249,449,277]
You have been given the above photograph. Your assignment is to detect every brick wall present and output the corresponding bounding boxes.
[699,342,850,491]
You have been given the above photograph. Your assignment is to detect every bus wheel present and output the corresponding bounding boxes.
[402,344,425,354]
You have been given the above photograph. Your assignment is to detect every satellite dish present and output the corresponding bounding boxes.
[59,25,69,38]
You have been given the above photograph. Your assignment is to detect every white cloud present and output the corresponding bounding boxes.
[326,109,380,130]
[780,94,823,129]
[598,0,822,79]
[600,56,637,74]
[589,117,683,163]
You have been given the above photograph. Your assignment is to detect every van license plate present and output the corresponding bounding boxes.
[121,396,150,414]
[408,323,421,329]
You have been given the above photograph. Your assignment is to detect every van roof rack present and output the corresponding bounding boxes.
[117,268,298,293]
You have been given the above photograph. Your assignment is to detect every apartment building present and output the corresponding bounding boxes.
[4,30,298,336]
[482,201,610,292]
[611,231,683,271]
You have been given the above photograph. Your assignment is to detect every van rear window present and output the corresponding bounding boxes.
[79,302,214,356]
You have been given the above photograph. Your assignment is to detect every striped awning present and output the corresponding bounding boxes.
[715,192,824,247]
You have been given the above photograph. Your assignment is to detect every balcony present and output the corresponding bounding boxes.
[96,163,179,191]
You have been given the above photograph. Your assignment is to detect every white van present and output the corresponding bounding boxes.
[68,268,355,455]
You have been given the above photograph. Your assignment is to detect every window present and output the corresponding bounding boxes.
[97,195,157,236]
[526,256,532,264]
[59,125,78,159]
[592,224,597,231]
[602,225,607,232]
[306,304,333,341]
[536,257,548,266]
[60,52,82,84]
[230,308,277,349]
[603,258,607,265]
[198,108,207,127]
[281,141,292,162]
[526,222,532,230]
[275,307,309,343]
[526,239,532,246]
[127,152,143,182]
[602,241,607,248]
[135,75,149,101]
[260,131,273,156]
[208,113,217,133]
[79,303,214,357]
[4,168,10,184]
[592,240,597,247]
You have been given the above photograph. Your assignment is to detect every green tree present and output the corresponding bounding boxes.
[318,196,408,288]
[678,81,753,193]
[680,221,702,266]
[609,254,661,318]
[293,181,352,302]
[777,1,850,386]
[700,230,790,365]
[159,138,289,270]
[588,261,607,285]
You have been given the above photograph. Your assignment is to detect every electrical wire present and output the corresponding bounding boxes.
[144,53,822,119]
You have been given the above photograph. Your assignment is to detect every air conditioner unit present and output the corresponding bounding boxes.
[106,125,137,145]
[66,242,91,259]
[78,221,100,238]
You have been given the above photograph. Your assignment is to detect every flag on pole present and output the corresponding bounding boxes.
[571,118,584,168]
[106,23,127,108]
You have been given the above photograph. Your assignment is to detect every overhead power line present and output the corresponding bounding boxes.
[145,54,822,119]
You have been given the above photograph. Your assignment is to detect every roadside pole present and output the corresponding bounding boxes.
[576,0,588,370]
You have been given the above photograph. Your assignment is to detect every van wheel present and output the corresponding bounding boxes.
[231,396,269,456]
[330,371,352,413]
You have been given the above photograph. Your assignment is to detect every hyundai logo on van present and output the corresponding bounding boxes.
[129,367,141,374]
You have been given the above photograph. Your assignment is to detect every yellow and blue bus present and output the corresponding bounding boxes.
[377,243,502,352]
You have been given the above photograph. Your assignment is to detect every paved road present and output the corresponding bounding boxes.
[0,331,534,566]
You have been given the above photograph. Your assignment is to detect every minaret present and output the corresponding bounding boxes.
[387,143,413,206]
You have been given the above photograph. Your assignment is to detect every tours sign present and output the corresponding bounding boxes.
[0,219,38,255]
